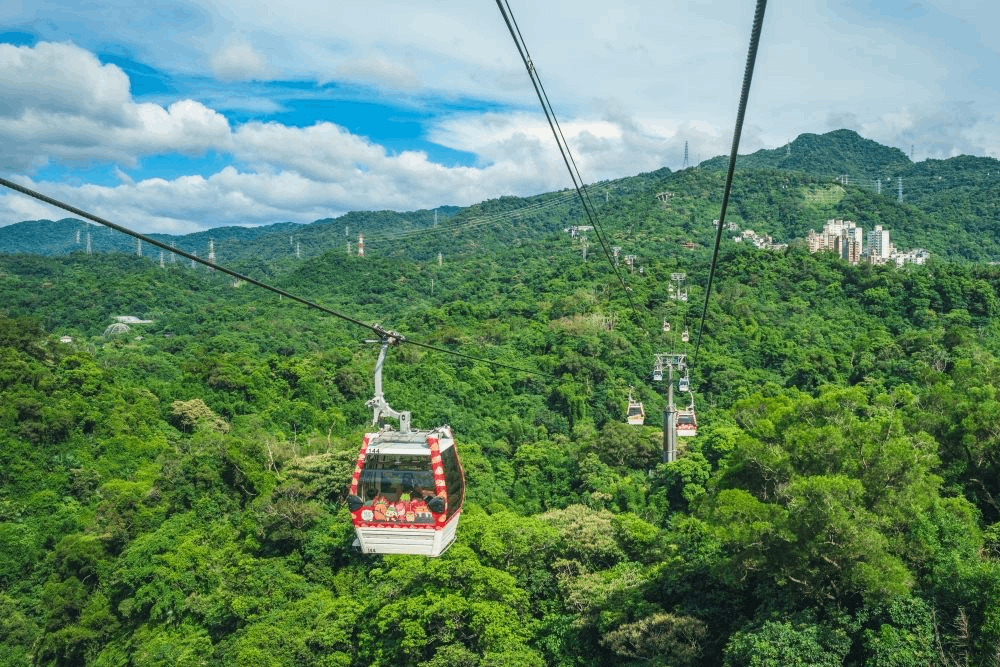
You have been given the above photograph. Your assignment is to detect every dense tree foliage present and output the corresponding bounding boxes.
[3,143,1000,665]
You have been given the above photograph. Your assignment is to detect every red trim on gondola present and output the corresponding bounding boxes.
[348,435,370,498]
[428,436,448,526]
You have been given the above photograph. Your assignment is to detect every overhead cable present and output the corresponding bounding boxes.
[496,0,640,316]
[0,176,553,378]
[693,0,768,364]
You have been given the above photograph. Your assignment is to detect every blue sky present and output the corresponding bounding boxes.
[1,0,998,233]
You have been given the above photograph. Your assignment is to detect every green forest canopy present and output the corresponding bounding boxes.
[4,132,1000,665]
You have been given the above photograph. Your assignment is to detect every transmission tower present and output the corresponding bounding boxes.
[75,229,81,244]
[170,241,176,263]
[159,250,164,268]
[208,239,215,271]
[897,177,903,203]
[136,238,142,257]
[683,141,689,169]
[86,232,91,255]
[296,241,301,259]
[357,234,365,257]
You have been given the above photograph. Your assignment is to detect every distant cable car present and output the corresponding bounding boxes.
[681,328,690,343]
[626,388,645,425]
[676,411,697,436]
[663,319,671,332]
[679,375,690,392]
[653,367,663,382]
[347,335,464,556]
[676,393,697,437]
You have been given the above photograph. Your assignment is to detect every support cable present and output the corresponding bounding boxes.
[496,0,640,316]
[693,0,768,364]
[0,176,553,378]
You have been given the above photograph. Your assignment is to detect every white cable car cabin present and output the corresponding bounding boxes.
[681,328,690,343]
[678,375,690,392]
[663,319,671,332]
[346,337,464,557]
[626,389,645,425]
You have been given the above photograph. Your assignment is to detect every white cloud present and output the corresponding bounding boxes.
[0,42,231,171]
[210,37,271,81]
[334,52,419,89]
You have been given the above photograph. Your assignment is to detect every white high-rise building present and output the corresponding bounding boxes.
[808,219,862,264]
[867,225,892,262]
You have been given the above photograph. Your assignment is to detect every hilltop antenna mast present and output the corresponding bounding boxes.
[85,231,91,255]
[136,238,142,257]
[683,140,689,169]
[898,177,903,203]
[159,250,164,268]
[75,229,81,244]
[170,241,176,263]
[357,234,365,257]
[208,239,215,270]
[296,241,301,259]
[434,210,438,227]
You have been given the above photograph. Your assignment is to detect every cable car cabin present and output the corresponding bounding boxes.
[678,376,690,392]
[347,425,464,556]
[626,399,645,425]
[676,410,697,437]
[681,329,690,343]
[663,320,671,332]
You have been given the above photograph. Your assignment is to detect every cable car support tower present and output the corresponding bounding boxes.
[654,353,686,463]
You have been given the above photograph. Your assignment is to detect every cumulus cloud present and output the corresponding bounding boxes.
[0,42,231,171]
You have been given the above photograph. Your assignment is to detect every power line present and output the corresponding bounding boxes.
[0,176,554,379]
[496,0,640,316]
[694,0,768,364]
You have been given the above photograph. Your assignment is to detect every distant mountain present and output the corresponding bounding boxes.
[0,218,303,257]
[5,129,1000,265]
[701,129,912,179]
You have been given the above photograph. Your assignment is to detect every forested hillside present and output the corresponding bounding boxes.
[4,157,1000,667]
[7,131,1000,267]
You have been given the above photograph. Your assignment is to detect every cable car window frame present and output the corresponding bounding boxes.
[440,443,464,519]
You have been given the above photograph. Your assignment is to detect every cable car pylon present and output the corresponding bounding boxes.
[652,352,692,462]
